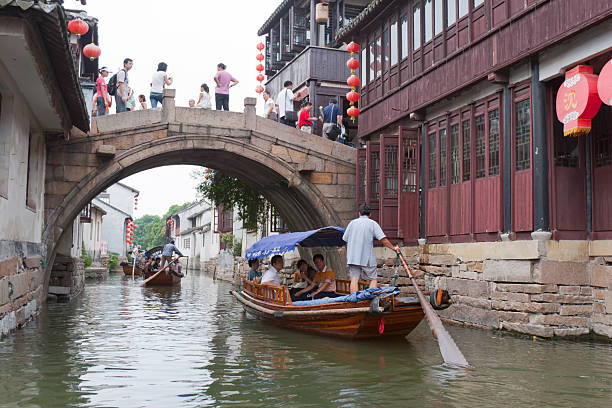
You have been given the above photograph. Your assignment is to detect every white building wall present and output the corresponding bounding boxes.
[82,207,104,261]
[0,61,46,243]
[95,199,129,256]
[105,183,138,216]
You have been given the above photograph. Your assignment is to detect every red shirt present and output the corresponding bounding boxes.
[96,76,107,99]
[298,109,312,127]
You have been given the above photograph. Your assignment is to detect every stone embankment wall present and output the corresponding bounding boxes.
[372,240,612,339]
[49,255,85,299]
[0,241,45,338]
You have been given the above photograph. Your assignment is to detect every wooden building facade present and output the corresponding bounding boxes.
[337,0,612,244]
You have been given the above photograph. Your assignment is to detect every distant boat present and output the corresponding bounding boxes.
[122,264,142,276]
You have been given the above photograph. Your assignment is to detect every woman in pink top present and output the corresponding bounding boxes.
[214,63,239,111]
[94,67,112,117]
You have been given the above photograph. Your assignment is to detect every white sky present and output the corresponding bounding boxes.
[79,0,280,217]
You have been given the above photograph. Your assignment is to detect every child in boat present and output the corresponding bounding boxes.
[247,259,261,283]
[292,254,338,300]
[290,259,316,299]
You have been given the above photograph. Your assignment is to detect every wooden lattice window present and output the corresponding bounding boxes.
[370,151,380,199]
[515,99,531,171]
[439,129,447,186]
[462,120,471,181]
[594,130,611,168]
[428,132,437,188]
[488,109,500,175]
[475,114,486,178]
[402,138,418,193]
[384,144,398,197]
[359,155,367,200]
[450,124,460,184]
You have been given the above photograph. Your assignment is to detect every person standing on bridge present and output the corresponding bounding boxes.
[160,240,183,273]
[116,58,133,113]
[277,80,298,128]
[150,62,173,108]
[214,63,238,111]
[94,66,111,117]
[343,204,401,294]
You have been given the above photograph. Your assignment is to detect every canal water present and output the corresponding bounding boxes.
[1,272,611,408]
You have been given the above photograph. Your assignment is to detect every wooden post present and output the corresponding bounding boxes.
[420,123,427,239]
[310,0,317,46]
[503,85,512,234]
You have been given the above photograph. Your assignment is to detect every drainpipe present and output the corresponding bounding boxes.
[503,85,512,236]
[531,56,550,233]
[420,123,427,240]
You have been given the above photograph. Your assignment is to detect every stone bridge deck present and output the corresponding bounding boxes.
[44,91,356,271]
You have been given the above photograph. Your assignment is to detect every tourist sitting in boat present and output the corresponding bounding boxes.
[170,258,184,277]
[247,259,261,283]
[292,254,338,300]
[260,255,283,286]
[289,259,315,298]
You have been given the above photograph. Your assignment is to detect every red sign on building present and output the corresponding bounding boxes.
[555,65,601,137]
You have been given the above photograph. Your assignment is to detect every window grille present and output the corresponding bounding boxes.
[439,129,447,186]
[462,120,471,181]
[515,99,531,171]
[451,124,460,184]
[384,144,398,197]
[370,151,380,199]
[428,133,437,188]
[488,109,500,175]
[475,114,486,178]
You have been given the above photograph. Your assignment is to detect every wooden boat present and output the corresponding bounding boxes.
[232,278,426,339]
[122,264,142,276]
[143,268,181,286]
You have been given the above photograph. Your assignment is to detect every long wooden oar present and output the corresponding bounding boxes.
[139,258,179,286]
[397,251,469,367]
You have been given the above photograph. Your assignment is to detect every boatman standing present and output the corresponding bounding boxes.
[343,204,400,293]
[160,240,183,272]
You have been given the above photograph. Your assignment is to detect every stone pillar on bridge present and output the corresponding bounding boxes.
[161,88,176,122]
[244,97,257,129]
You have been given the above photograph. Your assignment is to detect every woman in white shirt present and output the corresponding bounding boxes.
[150,62,173,108]
[196,83,212,109]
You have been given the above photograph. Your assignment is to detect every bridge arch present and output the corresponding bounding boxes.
[43,95,356,287]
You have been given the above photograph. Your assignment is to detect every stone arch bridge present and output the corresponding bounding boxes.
[43,91,355,286]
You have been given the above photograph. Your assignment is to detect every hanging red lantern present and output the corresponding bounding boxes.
[347,41,360,54]
[347,75,360,88]
[598,58,612,106]
[346,90,360,103]
[256,42,265,51]
[82,43,101,61]
[68,18,89,36]
[257,74,265,82]
[347,58,360,70]
[255,85,264,94]
[347,106,360,119]
[256,53,264,61]
[256,64,264,72]
[555,65,601,137]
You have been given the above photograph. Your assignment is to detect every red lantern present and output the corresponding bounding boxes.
[256,42,265,51]
[347,58,360,70]
[68,18,89,36]
[346,90,360,103]
[347,106,360,118]
[256,64,265,72]
[347,42,360,54]
[255,85,264,94]
[598,58,612,106]
[256,53,264,61]
[83,43,101,61]
[347,75,360,88]
[257,74,265,82]
[555,65,601,137]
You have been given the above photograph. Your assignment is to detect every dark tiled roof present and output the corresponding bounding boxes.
[0,0,90,132]
[257,0,293,36]
[335,0,390,44]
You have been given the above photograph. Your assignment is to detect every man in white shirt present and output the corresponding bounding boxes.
[276,80,298,127]
[262,90,277,120]
[342,204,400,293]
[261,254,283,286]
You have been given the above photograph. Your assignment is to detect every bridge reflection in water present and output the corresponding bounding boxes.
[1,272,611,407]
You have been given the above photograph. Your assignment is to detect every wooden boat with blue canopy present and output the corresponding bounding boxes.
[231,227,452,339]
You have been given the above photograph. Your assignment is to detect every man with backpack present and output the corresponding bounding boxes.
[319,98,342,140]
[109,58,133,113]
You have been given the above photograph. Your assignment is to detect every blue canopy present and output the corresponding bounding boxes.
[245,226,346,259]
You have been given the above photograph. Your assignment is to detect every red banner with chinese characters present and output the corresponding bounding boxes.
[555,65,601,137]
[598,58,612,106]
